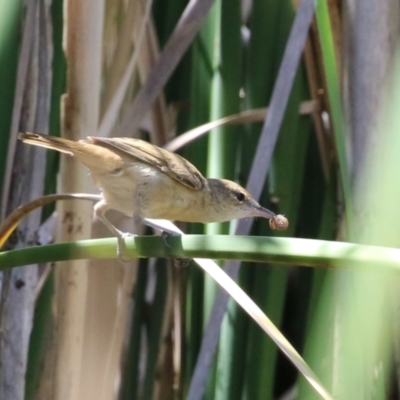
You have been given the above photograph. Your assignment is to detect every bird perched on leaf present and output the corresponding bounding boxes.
[19,132,288,256]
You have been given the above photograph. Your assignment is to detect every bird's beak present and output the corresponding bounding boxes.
[251,204,276,219]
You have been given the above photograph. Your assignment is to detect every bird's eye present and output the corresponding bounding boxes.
[235,192,245,202]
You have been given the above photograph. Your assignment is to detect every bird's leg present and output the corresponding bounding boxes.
[142,218,180,248]
[94,199,134,259]
[142,219,181,235]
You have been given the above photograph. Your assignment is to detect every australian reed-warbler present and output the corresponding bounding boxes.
[19,132,288,255]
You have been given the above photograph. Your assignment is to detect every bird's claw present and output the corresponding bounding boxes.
[173,258,190,268]
[161,230,172,248]
[116,232,136,262]
[160,232,189,267]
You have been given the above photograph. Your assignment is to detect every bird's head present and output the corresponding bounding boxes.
[207,179,288,230]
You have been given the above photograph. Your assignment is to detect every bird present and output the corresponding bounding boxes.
[19,132,288,256]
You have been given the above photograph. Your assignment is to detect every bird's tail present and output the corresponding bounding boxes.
[18,132,78,155]
[19,132,123,174]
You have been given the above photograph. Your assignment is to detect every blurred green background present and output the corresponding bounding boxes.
[1,0,400,399]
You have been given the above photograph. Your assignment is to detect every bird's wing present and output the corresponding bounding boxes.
[87,137,205,191]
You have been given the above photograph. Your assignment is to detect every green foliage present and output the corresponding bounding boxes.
[1,0,398,399]
[0,0,21,195]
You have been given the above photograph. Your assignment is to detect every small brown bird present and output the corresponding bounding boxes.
[19,132,288,254]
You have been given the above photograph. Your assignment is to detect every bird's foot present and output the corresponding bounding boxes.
[160,232,189,267]
[161,230,172,248]
[160,230,182,248]
[116,231,136,262]
[173,257,190,268]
